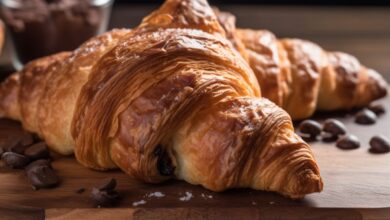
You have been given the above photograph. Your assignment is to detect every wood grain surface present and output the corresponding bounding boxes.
[0,96,390,219]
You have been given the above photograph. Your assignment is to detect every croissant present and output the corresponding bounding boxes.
[215,10,388,120]
[0,0,323,198]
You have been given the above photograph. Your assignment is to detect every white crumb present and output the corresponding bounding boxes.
[146,191,165,198]
[132,200,147,207]
[179,192,193,201]
[201,193,213,199]
[251,201,257,205]
[269,201,275,205]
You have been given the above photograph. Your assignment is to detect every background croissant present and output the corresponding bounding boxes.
[0,0,323,198]
[216,10,388,120]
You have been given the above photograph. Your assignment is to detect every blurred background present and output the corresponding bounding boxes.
[0,0,389,80]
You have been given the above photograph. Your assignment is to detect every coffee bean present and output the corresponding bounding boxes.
[75,187,86,194]
[323,119,346,136]
[9,132,35,154]
[91,187,120,207]
[368,103,385,116]
[321,132,338,143]
[355,109,377,125]
[98,178,117,191]
[1,152,30,168]
[369,136,390,154]
[336,135,360,150]
[26,165,60,190]
[298,120,322,138]
[24,142,50,160]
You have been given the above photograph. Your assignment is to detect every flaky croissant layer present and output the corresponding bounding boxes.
[0,0,323,198]
[216,10,388,120]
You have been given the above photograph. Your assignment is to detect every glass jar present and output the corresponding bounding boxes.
[0,0,114,70]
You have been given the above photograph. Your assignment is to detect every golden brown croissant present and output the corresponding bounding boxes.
[215,10,388,120]
[0,0,323,198]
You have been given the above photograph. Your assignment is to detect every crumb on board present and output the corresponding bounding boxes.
[200,193,213,199]
[132,199,147,207]
[179,191,193,202]
[146,191,165,198]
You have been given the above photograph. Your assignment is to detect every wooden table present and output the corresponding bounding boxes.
[1,4,390,220]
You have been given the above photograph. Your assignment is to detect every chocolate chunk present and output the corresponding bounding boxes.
[323,119,346,137]
[24,142,50,160]
[26,164,60,190]
[91,187,120,207]
[336,135,360,150]
[298,120,322,138]
[25,159,52,172]
[76,187,86,194]
[321,132,338,143]
[368,103,385,116]
[369,136,390,154]
[1,152,30,168]
[355,109,377,125]
[98,178,117,191]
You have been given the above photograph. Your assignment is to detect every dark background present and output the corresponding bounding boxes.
[116,0,390,6]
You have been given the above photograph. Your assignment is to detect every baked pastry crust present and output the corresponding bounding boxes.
[0,0,323,198]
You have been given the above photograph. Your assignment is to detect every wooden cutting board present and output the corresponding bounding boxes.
[1,97,390,219]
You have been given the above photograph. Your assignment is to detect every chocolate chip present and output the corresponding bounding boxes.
[321,132,338,143]
[24,142,50,160]
[369,136,390,154]
[76,187,86,194]
[355,109,377,125]
[368,103,385,116]
[298,120,322,138]
[336,135,360,150]
[26,164,60,190]
[1,152,30,168]
[323,119,346,137]
[98,178,117,191]
[91,187,120,207]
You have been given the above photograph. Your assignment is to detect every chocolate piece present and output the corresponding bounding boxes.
[298,120,322,138]
[369,136,390,154]
[368,103,385,116]
[355,109,377,125]
[323,119,346,137]
[24,142,50,160]
[321,132,338,143]
[25,159,52,172]
[76,187,86,194]
[91,187,120,207]
[26,164,60,190]
[1,152,30,168]
[336,135,360,150]
[98,178,117,191]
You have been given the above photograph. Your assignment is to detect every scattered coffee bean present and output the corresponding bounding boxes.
[368,103,385,116]
[355,109,377,125]
[369,136,390,154]
[76,187,86,194]
[298,120,322,138]
[8,133,35,154]
[91,187,120,207]
[98,178,117,191]
[24,142,50,160]
[323,119,346,137]
[1,152,30,168]
[336,134,360,150]
[26,164,60,190]
[321,132,338,143]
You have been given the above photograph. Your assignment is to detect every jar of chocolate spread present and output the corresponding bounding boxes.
[0,0,114,70]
